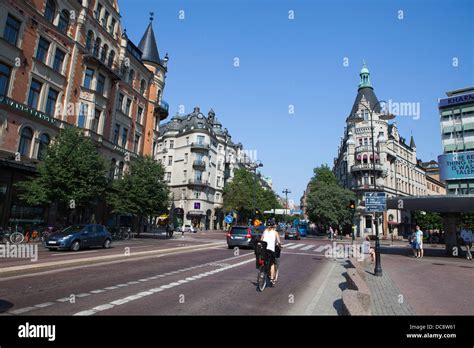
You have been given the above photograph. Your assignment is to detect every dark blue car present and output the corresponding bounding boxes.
[45,224,112,251]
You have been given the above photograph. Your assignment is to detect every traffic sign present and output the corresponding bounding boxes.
[364,192,386,212]
[225,215,233,224]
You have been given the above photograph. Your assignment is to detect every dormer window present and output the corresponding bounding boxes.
[44,0,56,23]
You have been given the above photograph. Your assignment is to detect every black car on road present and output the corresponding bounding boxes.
[226,226,262,249]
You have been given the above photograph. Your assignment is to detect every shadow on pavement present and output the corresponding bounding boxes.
[0,299,14,313]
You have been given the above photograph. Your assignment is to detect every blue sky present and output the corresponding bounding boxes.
[119,0,474,203]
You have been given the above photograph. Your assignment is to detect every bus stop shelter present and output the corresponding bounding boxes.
[386,195,474,255]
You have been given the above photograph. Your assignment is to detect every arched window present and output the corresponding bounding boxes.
[128,69,135,84]
[101,44,108,62]
[109,158,116,179]
[140,79,146,95]
[107,50,115,68]
[44,0,56,23]
[118,161,124,178]
[86,30,94,50]
[38,133,50,160]
[93,37,101,57]
[18,127,33,157]
[58,10,70,33]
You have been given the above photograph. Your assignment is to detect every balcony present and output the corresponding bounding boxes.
[355,145,372,153]
[351,163,385,173]
[188,179,209,187]
[155,100,169,121]
[193,160,206,170]
[83,45,121,80]
[190,142,210,152]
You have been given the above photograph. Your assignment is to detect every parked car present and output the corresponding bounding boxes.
[285,227,300,240]
[226,226,262,249]
[45,224,112,251]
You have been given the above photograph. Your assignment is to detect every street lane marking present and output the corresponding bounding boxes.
[73,257,255,316]
[34,302,54,308]
[287,244,306,249]
[283,243,295,247]
[7,250,254,315]
[314,245,327,252]
[50,250,100,256]
[301,245,316,251]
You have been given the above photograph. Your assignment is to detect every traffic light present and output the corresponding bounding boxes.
[349,199,356,213]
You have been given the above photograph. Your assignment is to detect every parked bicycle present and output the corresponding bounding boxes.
[111,226,131,240]
[255,240,280,292]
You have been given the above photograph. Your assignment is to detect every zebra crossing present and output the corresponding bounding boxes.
[282,242,327,253]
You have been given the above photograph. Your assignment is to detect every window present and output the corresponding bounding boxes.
[113,124,120,144]
[18,127,33,157]
[86,30,93,50]
[95,3,103,19]
[83,68,94,89]
[96,73,105,94]
[100,44,108,62]
[117,93,124,111]
[103,11,109,28]
[140,80,146,95]
[125,98,131,115]
[0,63,11,96]
[107,50,115,68]
[137,106,143,124]
[109,158,117,179]
[52,48,65,73]
[28,79,42,108]
[169,140,174,149]
[166,172,171,183]
[45,88,58,115]
[197,135,205,145]
[91,108,101,133]
[118,161,124,178]
[134,134,140,153]
[183,170,187,180]
[154,116,159,130]
[157,89,161,103]
[78,103,88,128]
[121,128,128,147]
[58,10,70,32]
[93,37,101,57]
[216,193,220,202]
[186,137,189,145]
[217,176,221,187]
[194,190,200,199]
[110,18,116,35]
[168,156,173,166]
[38,133,50,160]
[128,69,135,85]
[184,153,188,164]
[4,14,21,46]
[195,171,203,181]
[44,0,56,23]
[36,37,50,64]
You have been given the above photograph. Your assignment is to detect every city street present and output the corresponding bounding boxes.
[0,232,345,316]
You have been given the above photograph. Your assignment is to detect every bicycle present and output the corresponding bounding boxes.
[255,241,280,292]
[112,227,130,241]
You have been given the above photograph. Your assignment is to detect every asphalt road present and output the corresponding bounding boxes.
[0,231,340,315]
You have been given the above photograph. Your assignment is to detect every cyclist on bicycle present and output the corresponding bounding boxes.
[260,219,281,285]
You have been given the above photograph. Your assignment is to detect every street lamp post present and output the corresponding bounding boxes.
[348,99,395,277]
[252,160,263,225]
[282,189,291,224]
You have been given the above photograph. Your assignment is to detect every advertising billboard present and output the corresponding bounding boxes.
[438,151,474,181]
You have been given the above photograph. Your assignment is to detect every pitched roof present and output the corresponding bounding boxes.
[349,87,382,117]
[138,22,160,64]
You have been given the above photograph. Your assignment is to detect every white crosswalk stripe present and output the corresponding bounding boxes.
[286,244,306,249]
[283,243,295,247]
[300,245,316,251]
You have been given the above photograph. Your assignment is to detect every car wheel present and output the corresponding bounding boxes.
[70,240,81,252]
[103,238,112,249]
[228,245,233,249]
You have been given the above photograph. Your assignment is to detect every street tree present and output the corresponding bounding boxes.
[16,127,106,223]
[306,165,355,229]
[412,211,443,231]
[107,155,169,235]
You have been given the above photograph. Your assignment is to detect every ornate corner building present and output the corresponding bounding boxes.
[157,107,255,230]
[333,64,445,238]
[0,0,169,227]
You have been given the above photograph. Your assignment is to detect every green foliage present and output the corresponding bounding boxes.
[306,165,355,227]
[412,211,442,230]
[223,168,280,221]
[16,127,106,210]
[107,155,169,218]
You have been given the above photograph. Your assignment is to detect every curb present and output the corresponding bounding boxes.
[341,257,371,315]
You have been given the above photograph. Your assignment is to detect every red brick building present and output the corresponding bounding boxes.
[0,0,169,227]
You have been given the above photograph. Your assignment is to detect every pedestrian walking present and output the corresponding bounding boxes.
[329,226,334,240]
[409,231,417,257]
[414,225,424,258]
[460,225,473,260]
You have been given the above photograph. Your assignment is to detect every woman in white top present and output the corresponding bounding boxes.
[260,220,281,284]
